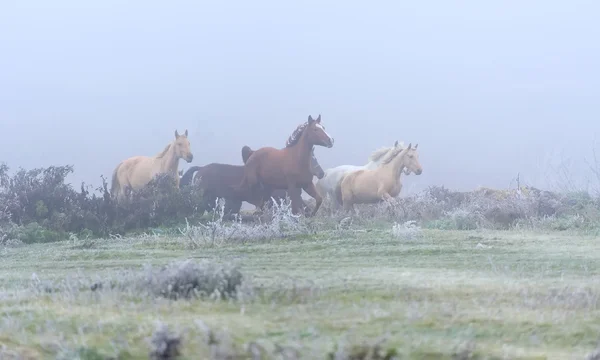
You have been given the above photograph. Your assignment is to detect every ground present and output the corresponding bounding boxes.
[1,227,599,359]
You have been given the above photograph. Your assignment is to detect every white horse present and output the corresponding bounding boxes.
[316,141,404,208]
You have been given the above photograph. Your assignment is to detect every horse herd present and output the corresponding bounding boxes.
[110,115,423,218]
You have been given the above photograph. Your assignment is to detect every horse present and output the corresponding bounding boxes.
[179,163,263,217]
[111,130,193,202]
[241,145,324,212]
[238,114,334,216]
[315,140,403,208]
[337,143,422,214]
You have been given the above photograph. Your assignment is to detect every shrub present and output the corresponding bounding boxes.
[0,163,205,241]
[136,259,243,300]
[343,185,600,231]
[148,323,182,360]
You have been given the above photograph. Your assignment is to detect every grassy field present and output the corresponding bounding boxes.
[1,226,600,359]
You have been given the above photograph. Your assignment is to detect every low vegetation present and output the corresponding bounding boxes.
[1,163,600,246]
[0,163,203,243]
[2,163,600,358]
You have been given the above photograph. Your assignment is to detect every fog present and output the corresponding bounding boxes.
[1,1,599,195]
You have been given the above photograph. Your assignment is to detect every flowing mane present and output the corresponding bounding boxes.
[286,122,309,148]
[155,144,172,158]
[368,147,392,162]
[380,146,406,165]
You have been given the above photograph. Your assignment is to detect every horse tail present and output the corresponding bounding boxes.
[238,145,258,192]
[241,145,254,164]
[180,166,202,188]
[334,178,344,206]
[110,163,122,200]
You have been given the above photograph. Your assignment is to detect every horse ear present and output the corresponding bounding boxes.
[316,114,321,123]
[308,115,315,124]
[394,140,398,147]
[175,130,180,138]
[184,129,188,137]
[414,143,418,149]
[407,143,412,149]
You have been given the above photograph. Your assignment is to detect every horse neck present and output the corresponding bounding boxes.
[389,151,409,178]
[289,132,313,165]
[156,142,180,174]
[376,151,407,182]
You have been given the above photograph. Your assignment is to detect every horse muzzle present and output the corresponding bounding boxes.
[315,169,325,179]
[325,138,334,148]
[415,168,422,175]
[186,154,194,163]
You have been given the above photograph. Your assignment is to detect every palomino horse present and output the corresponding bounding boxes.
[111,130,194,202]
[337,143,422,214]
[238,115,334,216]
[316,140,403,208]
[241,145,324,212]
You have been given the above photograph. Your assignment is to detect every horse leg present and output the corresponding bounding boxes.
[302,182,322,217]
[224,199,242,220]
[343,199,355,215]
[378,189,396,214]
[287,187,308,214]
[286,182,303,215]
[202,194,217,215]
[251,185,270,215]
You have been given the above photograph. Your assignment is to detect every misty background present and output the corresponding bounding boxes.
[1,1,599,196]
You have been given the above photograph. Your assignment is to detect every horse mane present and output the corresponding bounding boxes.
[368,147,392,162]
[380,146,407,165]
[155,144,172,158]
[286,122,309,148]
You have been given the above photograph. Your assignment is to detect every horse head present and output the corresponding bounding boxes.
[310,151,325,179]
[304,115,334,148]
[174,130,194,163]
[402,143,422,175]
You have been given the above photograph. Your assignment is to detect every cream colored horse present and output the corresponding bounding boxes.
[337,143,422,213]
[316,140,403,208]
[111,130,194,202]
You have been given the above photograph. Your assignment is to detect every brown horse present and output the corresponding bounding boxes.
[238,115,334,216]
[337,143,423,213]
[241,145,325,212]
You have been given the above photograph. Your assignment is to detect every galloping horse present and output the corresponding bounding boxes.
[111,130,193,202]
[337,143,422,213]
[238,115,334,216]
[179,162,264,217]
[241,144,324,211]
[316,140,403,208]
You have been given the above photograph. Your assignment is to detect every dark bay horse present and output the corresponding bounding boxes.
[238,115,334,216]
[180,163,262,216]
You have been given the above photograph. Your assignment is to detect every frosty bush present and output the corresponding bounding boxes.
[179,197,308,247]
[0,163,204,241]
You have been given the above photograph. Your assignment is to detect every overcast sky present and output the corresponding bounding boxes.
[1,0,599,194]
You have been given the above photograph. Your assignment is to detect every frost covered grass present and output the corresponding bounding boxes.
[2,227,600,358]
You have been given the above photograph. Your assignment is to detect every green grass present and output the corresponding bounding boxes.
[1,227,600,359]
